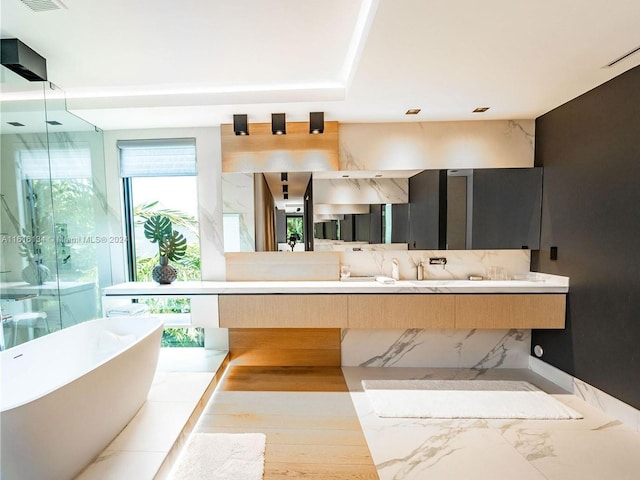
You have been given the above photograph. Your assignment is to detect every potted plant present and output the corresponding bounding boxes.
[143,215,187,284]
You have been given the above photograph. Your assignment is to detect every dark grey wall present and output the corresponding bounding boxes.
[391,203,409,243]
[472,168,542,249]
[532,65,640,409]
[340,215,354,241]
[369,204,382,244]
[408,169,440,249]
[355,213,370,242]
[446,176,467,249]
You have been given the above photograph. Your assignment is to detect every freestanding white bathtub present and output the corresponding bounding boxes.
[1,316,164,480]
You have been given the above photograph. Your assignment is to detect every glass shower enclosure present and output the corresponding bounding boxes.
[1,63,113,349]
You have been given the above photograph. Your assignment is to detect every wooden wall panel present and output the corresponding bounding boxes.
[219,294,348,328]
[221,122,339,173]
[455,294,566,329]
[347,294,455,329]
[228,328,341,366]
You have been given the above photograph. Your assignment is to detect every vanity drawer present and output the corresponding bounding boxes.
[219,294,348,328]
[454,294,566,329]
[347,294,455,328]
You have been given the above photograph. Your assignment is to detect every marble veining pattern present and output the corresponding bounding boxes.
[529,357,640,434]
[339,120,535,171]
[341,329,531,368]
[339,248,531,281]
[195,128,226,280]
[221,173,255,251]
[313,177,408,205]
[343,367,640,480]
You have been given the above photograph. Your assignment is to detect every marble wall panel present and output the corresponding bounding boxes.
[340,120,535,172]
[341,328,531,368]
[313,177,408,205]
[222,173,255,252]
[339,249,531,280]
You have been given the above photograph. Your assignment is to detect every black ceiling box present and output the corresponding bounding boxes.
[1,38,48,81]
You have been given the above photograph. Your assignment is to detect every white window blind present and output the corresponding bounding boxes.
[18,143,92,179]
[118,138,196,177]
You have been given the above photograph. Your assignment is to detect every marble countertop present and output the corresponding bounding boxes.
[103,273,569,296]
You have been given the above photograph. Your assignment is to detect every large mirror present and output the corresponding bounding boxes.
[310,168,542,251]
[222,167,542,252]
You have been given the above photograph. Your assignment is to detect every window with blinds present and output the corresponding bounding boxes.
[118,138,196,177]
[118,137,203,346]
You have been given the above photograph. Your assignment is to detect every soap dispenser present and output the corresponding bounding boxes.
[417,261,424,280]
[391,258,400,281]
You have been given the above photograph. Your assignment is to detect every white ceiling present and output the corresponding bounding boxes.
[2,0,639,131]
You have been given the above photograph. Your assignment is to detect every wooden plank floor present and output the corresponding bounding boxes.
[195,366,379,479]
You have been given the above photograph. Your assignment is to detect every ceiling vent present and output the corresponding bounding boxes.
[19,0,67,12]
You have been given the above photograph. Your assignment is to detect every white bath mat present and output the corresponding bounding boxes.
[362,379,582,419]
[169,433,266,480]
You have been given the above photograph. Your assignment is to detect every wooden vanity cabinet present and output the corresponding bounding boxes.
[218,293,566,329]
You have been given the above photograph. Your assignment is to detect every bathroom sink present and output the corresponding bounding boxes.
[340,276,376,282]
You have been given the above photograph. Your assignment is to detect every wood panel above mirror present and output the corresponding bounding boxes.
[221,121,339,173]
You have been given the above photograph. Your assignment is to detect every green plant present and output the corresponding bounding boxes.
[161,327,204,347]
[143,214,187,262]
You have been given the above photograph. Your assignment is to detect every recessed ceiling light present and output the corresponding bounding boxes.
[405,108,421,115]
[473,107,490,113]
[46,120,62,125]
[7,122,25,127]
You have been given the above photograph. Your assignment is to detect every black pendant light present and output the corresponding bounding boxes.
[309,112,324,134]
[272,113,286,135]
[233,114,249,135]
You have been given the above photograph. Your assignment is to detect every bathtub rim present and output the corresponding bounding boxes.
[1,316,164,412]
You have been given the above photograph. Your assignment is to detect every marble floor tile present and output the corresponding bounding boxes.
[501,428,640,480]
[156,347,227,373]
[345,366,640,480]
[488,394,629,432]
[370,425,546,480]
[75,348,227,480]
[75,451,166,480]
[105,401,196,452]
[147,372,214,403]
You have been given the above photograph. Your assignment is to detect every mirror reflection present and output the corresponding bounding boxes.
[221,167,542,253]
[222,172,312,252]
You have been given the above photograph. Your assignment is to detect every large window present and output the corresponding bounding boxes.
[118,138,203,347]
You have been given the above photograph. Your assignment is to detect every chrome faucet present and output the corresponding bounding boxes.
[429,257,448,269]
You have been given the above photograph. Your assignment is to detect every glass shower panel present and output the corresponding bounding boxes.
[1,68,112,349]
[1,67,62,348]
[43,84,112,330]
